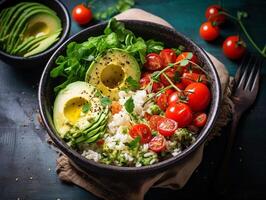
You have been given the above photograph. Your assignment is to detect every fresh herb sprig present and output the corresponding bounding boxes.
[93,0,135,20]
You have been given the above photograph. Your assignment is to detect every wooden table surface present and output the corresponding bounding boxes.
[0,0,266,199]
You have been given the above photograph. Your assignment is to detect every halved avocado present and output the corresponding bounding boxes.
[85,49,141,100]
[53,81,105,138]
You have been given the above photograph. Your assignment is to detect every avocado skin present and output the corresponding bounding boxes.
[85,49,141,100]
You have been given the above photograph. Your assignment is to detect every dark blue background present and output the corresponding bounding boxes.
[0,0,265,199]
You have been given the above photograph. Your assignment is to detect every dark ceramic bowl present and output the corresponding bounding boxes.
[39,20,221,178]
[0,0,70,69]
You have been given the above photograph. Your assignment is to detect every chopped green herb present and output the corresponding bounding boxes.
[101,96,112,106]
[124,97,134,113]
[180,59,189,66]
[127,136,140,149]
[126,76,139,90]
[82,102,91,113]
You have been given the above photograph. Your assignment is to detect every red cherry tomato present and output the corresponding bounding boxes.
[168,91,181,105]
[96,139,104,146]
[205,5,226,24]
[193,113,207,127]
[144,53,163,71]
[165,88,175,97]
[149,134,166,153]
[222,36,246,60]
[149,115,164,130]
[152,82,164,93]
[199,21,220,41]
[159,68,176,86]
[72,4,93,25]
[159,49,177,67]
[140,76,150,89]
[129,124,152,144]
[185,83,211,112]
[175,81,185,90]
[157,118,178,136]
[182,72,207,87]
[176,52,198,74]
[156,93,168,111]
[144,112,152,121]
[165,103,193,128]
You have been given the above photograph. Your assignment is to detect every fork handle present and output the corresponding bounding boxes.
[214,113,241,194]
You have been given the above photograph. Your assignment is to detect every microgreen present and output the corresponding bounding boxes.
[124,97,134,113]
[101,96,112,106]
[82,102,91,113]
[127,136,140,149]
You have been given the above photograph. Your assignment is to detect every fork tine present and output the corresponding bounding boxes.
[235,54,250,84]
[237,56,253,89]
[251,59,262,92]
[245,57,260,90]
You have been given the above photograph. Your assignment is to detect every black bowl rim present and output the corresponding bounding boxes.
[38,20,222,175]
[0,0,71,60]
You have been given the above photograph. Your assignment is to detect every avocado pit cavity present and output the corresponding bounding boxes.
[101,64,125,89]
[64,97,88,124]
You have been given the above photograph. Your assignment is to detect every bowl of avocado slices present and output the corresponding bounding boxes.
[39,19,221,178]
[0,0,70,69]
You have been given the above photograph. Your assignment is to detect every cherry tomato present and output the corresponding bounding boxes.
[181,72,207,87]
[129,124,152,144]
[149,115,164,130]
[165,88,174,97]
[174,81,185,90]
[149,134,166,153]
[144,53,163,71]
[168,91,181,105]
[152,82,164,93]
[140,76,150,89]
[159,49,177,67]
[72,4,93,25]
[156,93,168,111]
[193,113,207,127]
[157,118,178,136]
[205,5,226,24]
[222,36,246,60]
[144,112,152,121]
[199,21,220,41]
[160,68,176,86]
[96,139,105,146]
[176,52,198,74]
[185,83,211,112]
[165,103,192,128]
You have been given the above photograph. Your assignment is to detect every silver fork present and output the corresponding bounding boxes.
[214,54,263,194]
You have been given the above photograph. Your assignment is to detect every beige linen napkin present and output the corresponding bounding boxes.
[55,9,233,200]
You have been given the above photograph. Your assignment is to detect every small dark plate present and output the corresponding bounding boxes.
[0,0,71,69]
[39,20,221,178]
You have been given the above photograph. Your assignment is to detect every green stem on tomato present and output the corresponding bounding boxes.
[143,85,172,106]
[219,11,266,57]
[153,60,183,80]
[162,73,182,92]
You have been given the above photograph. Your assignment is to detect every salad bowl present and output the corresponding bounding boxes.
[38,20,221,177]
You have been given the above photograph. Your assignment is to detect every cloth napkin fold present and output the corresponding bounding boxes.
[55,9,233,200]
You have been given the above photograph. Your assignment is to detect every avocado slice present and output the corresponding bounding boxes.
[23,30,61,57]
[4,2,50,50]
[7,8,58,53]
[0,2,40,40]
[12,35,48,55]
[53,81,106,138]
[0,2,62,56]
[83,107,109,134]
[85,49,141,100]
